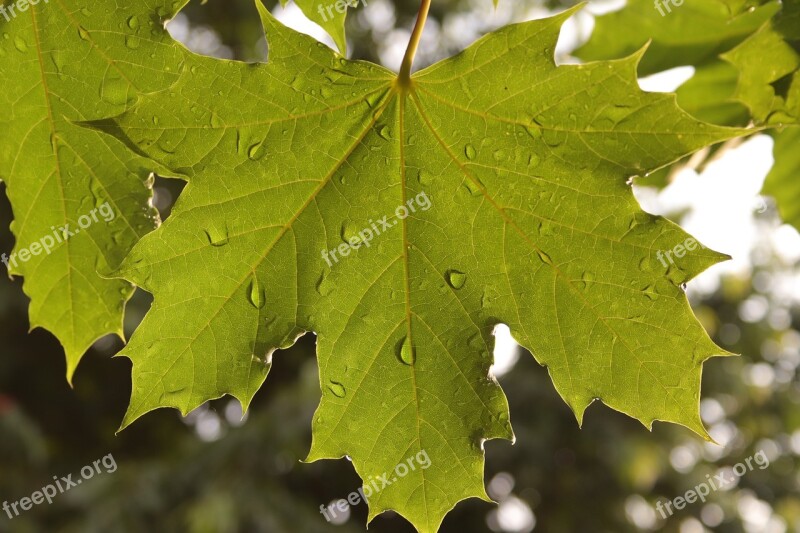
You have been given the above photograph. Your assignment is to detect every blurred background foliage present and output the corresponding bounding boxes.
[2,0,799,532]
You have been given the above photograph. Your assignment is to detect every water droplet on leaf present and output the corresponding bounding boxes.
[205,225,229,247]
[666,265,688,286]
[125,35,140,49]
[248,275,266,309]
[328,380,346,398]
[642,285,659,300]
[248,141,265,161]
[377,125,391,140]
[13,36,27,52]
[398,336,416,365]
[316,272,332,296]
[464,144,477,160]
[341,221,362,245]
[99,74,131,106]
[463,177,483,196]
[537,250,553,265]
[446,269,467,289]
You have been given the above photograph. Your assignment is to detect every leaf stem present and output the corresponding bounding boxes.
[398,0,432,86]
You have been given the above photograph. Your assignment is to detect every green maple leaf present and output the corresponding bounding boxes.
[763,126,800,227]
[577,0,798,128]
[0,0,186,379]
[722,0,800,230]
[675,60,751,126]
[575,0,779,76]
[722,0,800,125]
[722,0,800,229]
[90,3,746,530]
[577,0,800,232]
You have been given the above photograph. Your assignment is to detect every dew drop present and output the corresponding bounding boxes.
[13,36,27,53]
[341,221,363,245]
[464,144,477,160]
[156,129,182,155]
[210,112,222,129]
[446,269,467,289]
[127,15,140,30]
[642,285,659,300]
[77,26,90,41]
[159,387,187,403]
[463,177,484,196]
[364,91,382,109]
[627,212,652,233]
[398,336,416,365]
[88,178,108,209]
[537,250,553,265]
[248,275,266,309]
[328,380,346,398]
[541,128,565,148]
[99,75,130,106]
[417,170,432,185]
[248,141,265,161]
[50,50,65,73]
[316,272,332,296]
[525,123,542,139]
[377,125,391,140]
[666,265,688,287]
[204,225,229,247]
[537,220,554,236]
[125,35,140,49]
